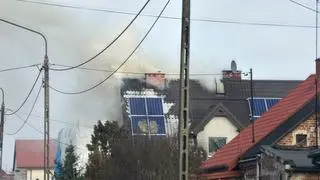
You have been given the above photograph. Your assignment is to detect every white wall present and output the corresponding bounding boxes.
[15,169,53,180]
[197,116,239,157]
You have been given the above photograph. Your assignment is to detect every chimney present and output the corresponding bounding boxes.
[316,58,320,78]
[222,60,242,80]
[145,71,167,89]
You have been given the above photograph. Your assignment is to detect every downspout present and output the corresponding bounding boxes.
[256,154,260,180]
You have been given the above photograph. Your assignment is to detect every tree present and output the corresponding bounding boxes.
[85,120,207,180]
[56,144,83,180]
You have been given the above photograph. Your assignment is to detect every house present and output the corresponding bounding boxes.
[120,61,301,157]
[198,59,320,180]
[13,139,56,180]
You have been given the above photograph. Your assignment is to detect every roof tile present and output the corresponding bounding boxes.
[201,75,317,171]
[15,139,56,169]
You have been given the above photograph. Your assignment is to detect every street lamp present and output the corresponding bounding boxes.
[0,18,50,180]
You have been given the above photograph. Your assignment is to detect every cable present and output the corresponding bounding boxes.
[5,68,42,115]
[49,0,171,95]
[17,112,93,129]
[49,0,151,71]
[10,113,88,150]
[289,0,318,13]
[50,63,224,76]
[16,0,320,29]
[0,63,40,73]
[5,82,42,135]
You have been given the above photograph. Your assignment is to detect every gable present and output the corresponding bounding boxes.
[277,114,317,147]
[194,103,244,134]
[201,75,315,171]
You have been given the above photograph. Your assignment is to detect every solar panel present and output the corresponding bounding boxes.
[266,98,281,110]
[248,98,281,120]
[128,97,166,136]
[130,98,146,115]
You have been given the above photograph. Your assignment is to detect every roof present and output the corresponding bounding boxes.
[261,146,320,172]
[201,75,317,171]
[14,139,57,169]
[193,102,246,133]
[198,170,242,179]
[121,78,300,131]
[224,79,302,99]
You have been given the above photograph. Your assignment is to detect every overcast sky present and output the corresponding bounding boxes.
[0,0,319,171]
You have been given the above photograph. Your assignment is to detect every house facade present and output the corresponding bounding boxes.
[120,61,301,157]
[13,139,56,180]
[198,59,320,180]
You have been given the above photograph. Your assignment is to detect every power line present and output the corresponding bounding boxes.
[16,0,320,29]
[0,64,40,73]
[49,0,171,95]
[50,64,224,76]
[289,0,318,13]
[5,82,42,135]
[49,0,151,71]
[5,68,43,115]
[18,112,93,129]
[10,113,88,150]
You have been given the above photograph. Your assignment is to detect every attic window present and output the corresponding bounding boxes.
[296,134,307,147]
[208,137,227,154]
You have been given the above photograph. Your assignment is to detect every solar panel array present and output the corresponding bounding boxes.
[128,97,166,136]
[247,98,281,120]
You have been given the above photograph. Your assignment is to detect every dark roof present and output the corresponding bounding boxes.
[193,101,247,134]
[261,146,320,172]
[121,78,302,131]
[200,75,316,175]
[224,79,302,99]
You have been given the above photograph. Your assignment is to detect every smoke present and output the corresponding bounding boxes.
[0,0,225,170]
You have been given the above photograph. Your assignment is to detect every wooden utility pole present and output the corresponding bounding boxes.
[178,0,191,180]
[44,55,50,180]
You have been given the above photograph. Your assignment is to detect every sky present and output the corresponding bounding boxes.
[0,0,319,171]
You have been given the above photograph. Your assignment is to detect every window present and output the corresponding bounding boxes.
[208,137,227,154]
[296,134,307,147]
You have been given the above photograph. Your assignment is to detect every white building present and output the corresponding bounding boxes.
[13,139,56,180]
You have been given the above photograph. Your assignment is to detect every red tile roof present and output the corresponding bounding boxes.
[201,75,317,171]
[199,171,242,179]
[15,139,57,169]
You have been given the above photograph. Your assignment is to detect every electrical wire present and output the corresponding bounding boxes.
[5,82,42,135]
[49,0,171,95]
[10,113,88,150]
[49,0,151,71]
[16,0,320,29]
[50,63,224,76]
[0,63,40,73]
[5,67,43,115]
[289,0,318,13]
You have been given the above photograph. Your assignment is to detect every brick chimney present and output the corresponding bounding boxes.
[316,58,320,79]
[145,72,167,89]
[222,60,242,80]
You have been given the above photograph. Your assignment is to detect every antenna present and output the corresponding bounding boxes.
[231,60,237,72]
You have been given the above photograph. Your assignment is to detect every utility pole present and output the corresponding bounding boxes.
[178,0,190,180]
[44,55,50,180]
[0,88,4,170]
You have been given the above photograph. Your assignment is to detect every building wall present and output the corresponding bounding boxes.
[15,169,54,180]
[277,114,317,147]
[291,173,320,180]
[197,116,239,156]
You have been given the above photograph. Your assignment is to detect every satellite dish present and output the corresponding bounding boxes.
[231,60,237,72]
